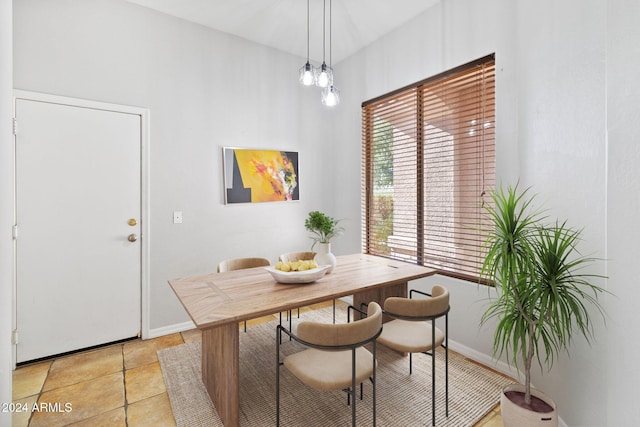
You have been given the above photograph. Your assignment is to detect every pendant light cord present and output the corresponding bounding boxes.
[329,0,332,68]
[322,0,326,63]
[306,0,310,61]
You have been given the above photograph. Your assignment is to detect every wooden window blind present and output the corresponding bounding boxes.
[361,54,495,281]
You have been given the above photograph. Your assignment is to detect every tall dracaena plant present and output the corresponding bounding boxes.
[481,184,606,407]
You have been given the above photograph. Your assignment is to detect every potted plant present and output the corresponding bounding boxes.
[304,210,344,273]
[480,184,607,427]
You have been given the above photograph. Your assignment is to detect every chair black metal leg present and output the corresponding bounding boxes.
[351,349,357,427]
[276,327,281,426]
[345,381,365,404]
[278,312,292,343]
[445,314,449,417]
[431,324,436,426]
[373,340,377,427]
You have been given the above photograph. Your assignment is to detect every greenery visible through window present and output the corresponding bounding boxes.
[361,55,496,281]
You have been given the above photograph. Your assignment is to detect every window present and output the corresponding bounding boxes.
[361,55,495,281]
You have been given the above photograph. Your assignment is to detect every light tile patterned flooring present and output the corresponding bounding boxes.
[12,301,504,426]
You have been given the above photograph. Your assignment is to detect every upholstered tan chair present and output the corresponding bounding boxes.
[217,257,270,331]
[276,302,383,427]
[216,257,270,273]
[377,285,450,427]
[278,252,316,282]
[278,251,316,263]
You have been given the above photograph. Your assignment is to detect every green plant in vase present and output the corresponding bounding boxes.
[304,211,344,249]
[304,211,344,273]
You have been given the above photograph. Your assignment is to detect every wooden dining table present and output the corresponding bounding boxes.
[168,253,436,427]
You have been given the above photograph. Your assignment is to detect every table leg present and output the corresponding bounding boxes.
[353,281,407,322]
[201,323,240,427]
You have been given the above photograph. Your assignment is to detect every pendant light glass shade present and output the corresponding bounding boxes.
[316,0,331,89]
[316,63,333,88]
[299,0,316,86]
[320,0,338,106]
[322,84,340,107]
[299,62,316,86]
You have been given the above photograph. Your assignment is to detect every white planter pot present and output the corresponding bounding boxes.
[315,242,337,273]
[501,384,558,427]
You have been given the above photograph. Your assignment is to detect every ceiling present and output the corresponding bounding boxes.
[125,0,440,65]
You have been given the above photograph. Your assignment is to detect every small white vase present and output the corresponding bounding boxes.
[315,242,337,274]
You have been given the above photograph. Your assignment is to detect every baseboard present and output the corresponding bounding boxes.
[147,320,195,339]
[447,339,518,380]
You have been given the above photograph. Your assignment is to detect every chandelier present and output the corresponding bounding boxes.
[298,0,340,107]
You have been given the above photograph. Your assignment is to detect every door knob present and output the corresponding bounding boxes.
[128,234,138,242]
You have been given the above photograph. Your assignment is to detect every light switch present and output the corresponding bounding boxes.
[173,211,183,224]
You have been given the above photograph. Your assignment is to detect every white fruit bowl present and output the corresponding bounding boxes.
[264,265,331,284]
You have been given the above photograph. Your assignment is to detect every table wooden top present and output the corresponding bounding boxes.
[168,253,436,329]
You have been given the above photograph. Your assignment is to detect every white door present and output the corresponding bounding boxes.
[15,95,142,363]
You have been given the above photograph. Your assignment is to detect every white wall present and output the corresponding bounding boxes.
[332,0,632,426]
[515,2,608,425]
[9,0,640,425]
[1,0,12,425]
[12,0,343,332]
[606,0,640,425]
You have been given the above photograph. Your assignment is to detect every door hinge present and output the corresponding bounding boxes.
[12,225,18,239]
[13,118,18,135]
[12,330,18,345]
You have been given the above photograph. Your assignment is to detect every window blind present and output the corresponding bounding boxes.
[362,55,495,281]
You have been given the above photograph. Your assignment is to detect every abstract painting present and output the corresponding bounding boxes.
[223,147,299,204]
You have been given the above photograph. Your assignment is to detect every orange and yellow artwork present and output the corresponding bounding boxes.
[223,148,299,204]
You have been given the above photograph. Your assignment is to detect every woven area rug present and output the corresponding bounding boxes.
[158,305,512,426]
